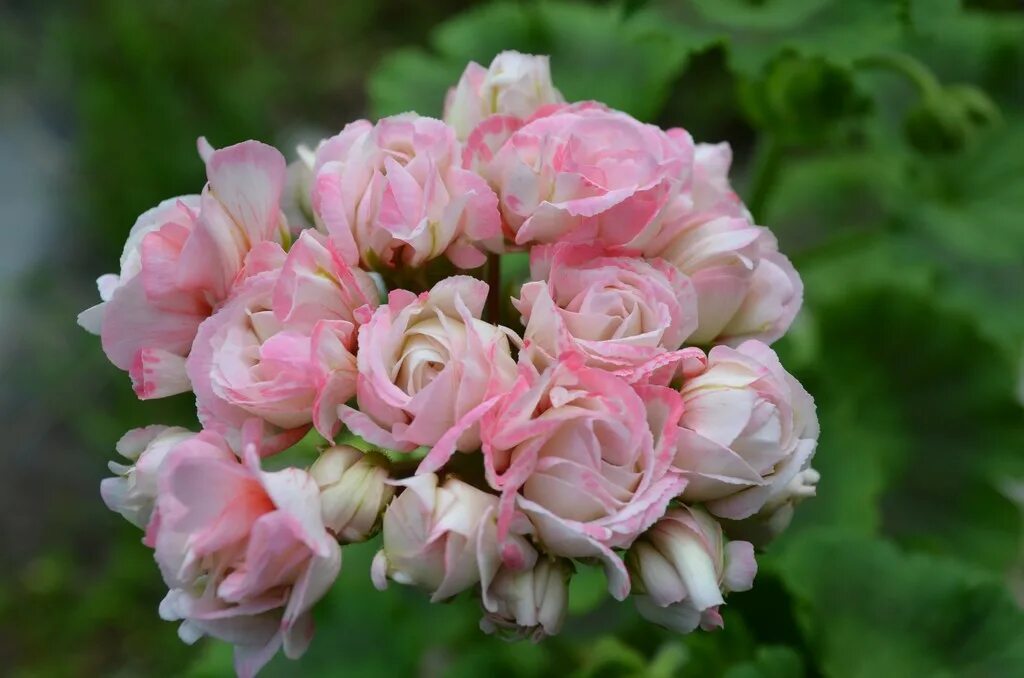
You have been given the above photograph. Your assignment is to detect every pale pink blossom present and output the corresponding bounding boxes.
[151,421,341,677]
[480,556,571,641]
[371,473,535,601]
[310,114,502,270]
[669,340,819,521]
[645,143,803,346]
[444,51,564,141]
[479,105,693,248]
[79,140,290,399]
[628,506,756,633]
[308,445,394,543]
[186,231,378,452]
[477,354,689,600]
[101,425,194,529]
[339,276,518,454]
[514,243,698,378]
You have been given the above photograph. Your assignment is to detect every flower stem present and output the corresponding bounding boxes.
[747,133,781,222]
[486,253,501,325]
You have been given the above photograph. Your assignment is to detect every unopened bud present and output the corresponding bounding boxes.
[481,557,571,641]
[309,445,394,543]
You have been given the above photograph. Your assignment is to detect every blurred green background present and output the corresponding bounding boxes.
[2,0,1023,676]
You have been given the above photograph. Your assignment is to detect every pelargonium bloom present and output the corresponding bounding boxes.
[310,114,502,270]
[187,231,378,452]
[480,556,571,642]
[340,276,518,453]
[79,140,290,399]
[479,104,693,248]
[645,143,802,346]
[476,354,690,600]
[101,425,194,529]
[669,340,819,520]
[444,51,564,141]
[628,506,756,633]
[151,421,341,677]
[515,243,698,378]
[371,473,535,601]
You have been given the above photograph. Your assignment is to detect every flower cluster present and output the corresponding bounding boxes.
[83,52,818,676]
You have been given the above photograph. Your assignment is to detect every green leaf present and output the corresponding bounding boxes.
[369,1,705,121]
[778,287,1024,573]
[568,564,609,616]
[659,0,905,77]
[369,48,465,118]
[771,533,1024,677]
[723,646,805,678]
[905,122,1024,265]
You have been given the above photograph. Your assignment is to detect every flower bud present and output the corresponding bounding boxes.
[444,51,564,140]
[481,557,571,642]
[720,467,820,547]
[371,473,534,601]
[101,425,194,529]
[627,507,756,634]
[309,445,394,543]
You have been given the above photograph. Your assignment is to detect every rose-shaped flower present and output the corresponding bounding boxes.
[187,231,378,451]
[101,425,194,529]
[444,51,565,141]
[645,143,803,346]
[515,243,698,378]
[628,506,756,633]
[669,340,819,521]
[480,104,693,248]
[151,421,341,677]
[79,140,290,399]
[308,445,394,543]
[480,556,571,641]
[477,354,691,599]
[339,276,518,454]
[371,473,535,601]
[310,114,502,270]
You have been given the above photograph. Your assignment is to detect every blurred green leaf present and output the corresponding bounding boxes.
[772,532,1024,677]
[739,54,871,144]
[659,0,905,77]
[370,1,707,121]
[568,564,609,616]
[781,288,1024,573]
[723,646,804,678]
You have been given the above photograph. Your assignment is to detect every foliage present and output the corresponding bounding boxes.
[4,0,1023,675]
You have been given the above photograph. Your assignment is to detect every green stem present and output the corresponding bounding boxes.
[747,133,782,222]
[855,52,944,102]
[485,253,501,325]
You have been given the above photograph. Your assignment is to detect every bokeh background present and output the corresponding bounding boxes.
[3,1,1024,676]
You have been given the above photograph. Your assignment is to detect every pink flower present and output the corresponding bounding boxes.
[645,143,803,346]
[151,421,341,677]
[339,276,518,454]
[310,115,502,270]
[628,506,756,633]
[79,140,290,399]
[101,425,194,529]
[444,51,564,141]
[478,355,688,600]
[514,243,698,378]
[186,231,378,451]
[480,556,571,641]
[371,473,535,601]
[480,104,693,248]
[669,340,819,521]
